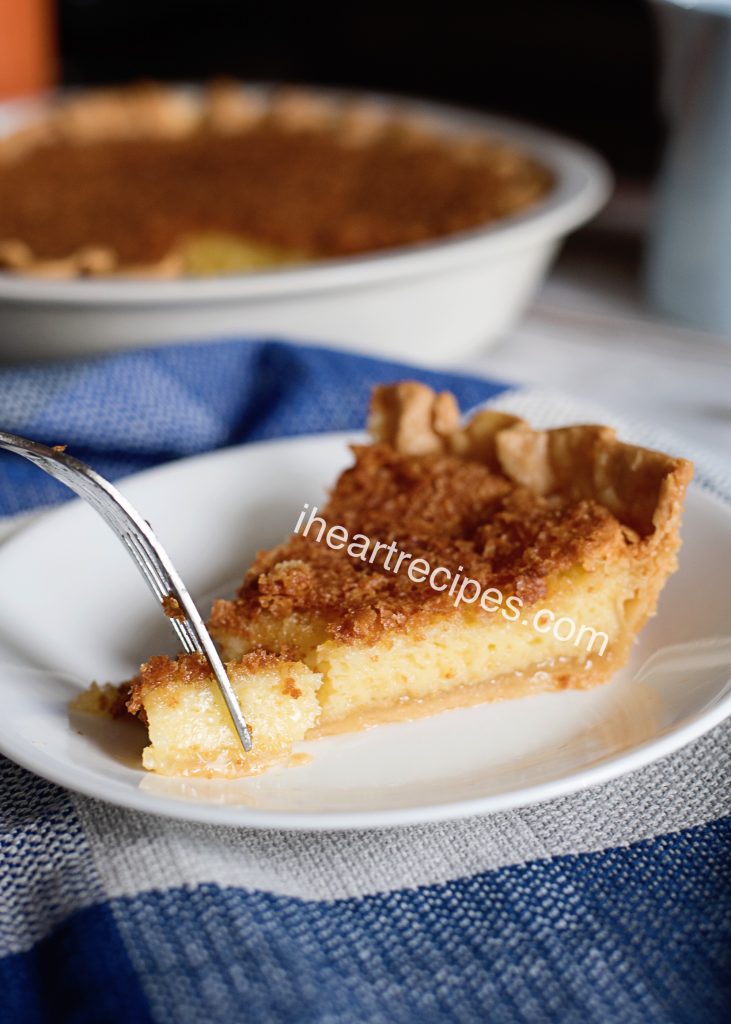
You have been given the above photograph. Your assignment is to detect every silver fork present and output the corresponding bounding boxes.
[0,431,252,753]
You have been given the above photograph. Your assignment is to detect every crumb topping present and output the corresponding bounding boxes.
[211,441,622,643]
[162,593,185,620]
[0,85,552,269]
[127,648,297,710]
[211,381,692,646]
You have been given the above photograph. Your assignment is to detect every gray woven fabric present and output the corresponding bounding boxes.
[72,715,731,903]
[6,707,725,956]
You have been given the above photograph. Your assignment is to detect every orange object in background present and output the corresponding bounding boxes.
[0,0,56,99]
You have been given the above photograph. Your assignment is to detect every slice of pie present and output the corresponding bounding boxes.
[0,82,552,278]
[92,382,692,778]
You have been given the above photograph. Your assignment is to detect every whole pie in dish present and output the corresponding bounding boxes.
[0,82,553,278]
[79,382,693,777]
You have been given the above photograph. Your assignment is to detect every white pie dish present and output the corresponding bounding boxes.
[0,87,610,364]
[0,425,728,830]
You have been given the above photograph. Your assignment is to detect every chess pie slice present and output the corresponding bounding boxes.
[92,381,692,778]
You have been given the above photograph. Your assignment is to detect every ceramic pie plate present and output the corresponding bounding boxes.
[0,87,610,363]
[0,431,729,830]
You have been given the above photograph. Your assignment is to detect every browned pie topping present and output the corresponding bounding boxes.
[126,654,209,712]
[210,381,692,646]
[211,441,623,643]
[0,84,553,271]
[127,648,297,709]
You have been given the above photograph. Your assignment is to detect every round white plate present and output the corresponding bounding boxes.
[0,433,729,830]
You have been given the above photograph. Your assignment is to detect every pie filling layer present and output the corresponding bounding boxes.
[90,381,692,779]
[132,569,631,778]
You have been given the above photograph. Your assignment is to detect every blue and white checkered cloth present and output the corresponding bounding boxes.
[0,339,729,1024]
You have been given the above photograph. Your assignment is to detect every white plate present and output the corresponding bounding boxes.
[0,432,729,830]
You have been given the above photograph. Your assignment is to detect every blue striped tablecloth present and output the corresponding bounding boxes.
[0,339,729,1024]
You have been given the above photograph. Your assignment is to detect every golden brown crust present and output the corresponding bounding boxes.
[369,381,525,467]
[0,83,552,275]
[367,381,462,455]
[370,382,693,538]
[494,423,694,539]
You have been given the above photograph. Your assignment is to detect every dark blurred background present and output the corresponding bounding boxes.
[57,0,663,183]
